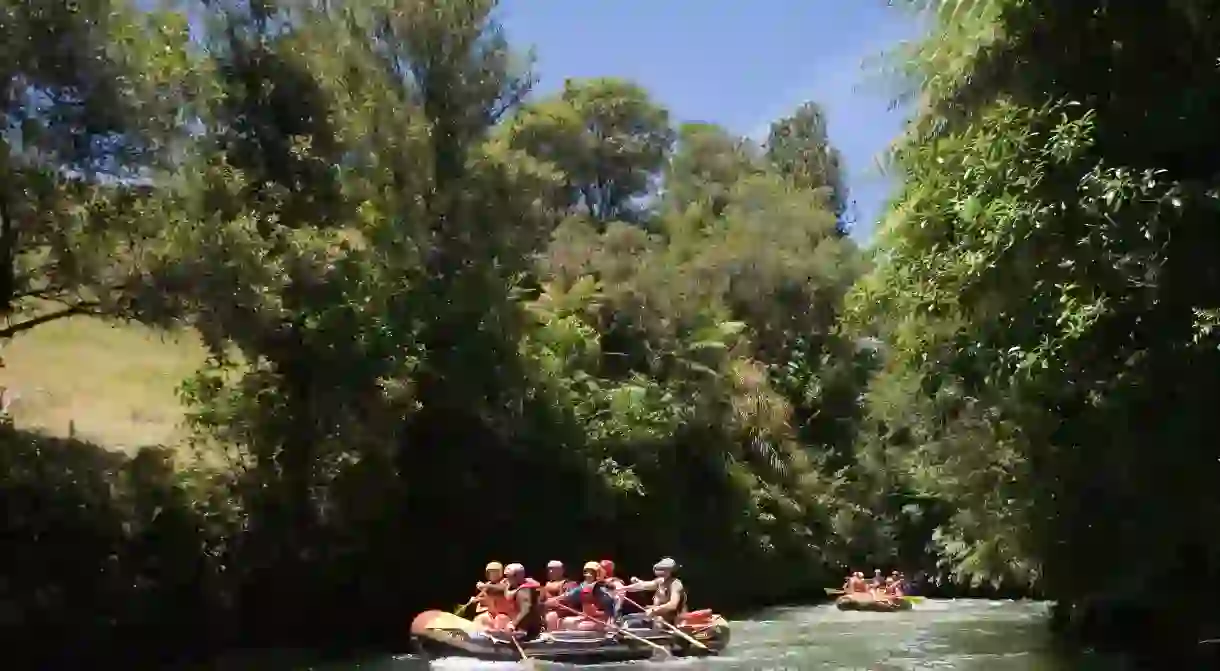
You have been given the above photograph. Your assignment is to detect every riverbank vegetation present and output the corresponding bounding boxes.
[850,0,1220,655]
[1,0,1215,666]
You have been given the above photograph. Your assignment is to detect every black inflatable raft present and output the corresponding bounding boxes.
[409,610,731,664]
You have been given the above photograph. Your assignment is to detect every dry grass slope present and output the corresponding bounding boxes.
[0,316,207,453]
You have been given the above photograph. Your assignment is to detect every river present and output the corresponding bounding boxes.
[313,600,1143,670]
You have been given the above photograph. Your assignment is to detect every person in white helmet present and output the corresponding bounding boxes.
[542,560,576,630]
[495,563,545,641]
[617,557,687,627]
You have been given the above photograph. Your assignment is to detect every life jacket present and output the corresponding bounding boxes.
[579,581,606,618]
[482,579,512,616]
[504,578,542,618]
[544,579,574,599]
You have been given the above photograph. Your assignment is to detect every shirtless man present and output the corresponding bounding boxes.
[617,557,687,627]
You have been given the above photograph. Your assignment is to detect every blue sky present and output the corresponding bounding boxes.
[497,0,925,242]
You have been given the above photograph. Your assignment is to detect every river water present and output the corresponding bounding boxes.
[318,600,1141,670]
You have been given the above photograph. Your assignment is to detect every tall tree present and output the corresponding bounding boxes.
[663,122,760,218]
[764,101,848,225]
[505,77,675,226]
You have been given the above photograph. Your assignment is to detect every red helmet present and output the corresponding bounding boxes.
[599,559,615,576]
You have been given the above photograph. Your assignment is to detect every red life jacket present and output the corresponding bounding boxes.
[579,581,606,618]
[504,578,542,618]
[544,579,575,599]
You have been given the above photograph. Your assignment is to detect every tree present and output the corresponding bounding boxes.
[505,77,675,225]
[663,122,760,218]
[0,0,195,340]
[852,0,1220,648]
[764,101,848,226]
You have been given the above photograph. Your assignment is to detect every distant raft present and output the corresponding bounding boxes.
[409,610,731,664]
[835,594,914,612]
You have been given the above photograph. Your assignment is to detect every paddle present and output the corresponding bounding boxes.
[685,616,727,636]
[505,631,536,670]
[619,595,711,653]
[553,601,672,659]
[453,598,477,617]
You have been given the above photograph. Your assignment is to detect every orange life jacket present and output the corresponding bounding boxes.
[482,579,512,616]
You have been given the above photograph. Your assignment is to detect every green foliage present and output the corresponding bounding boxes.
[0,0,194,338]
[16,0,1219,661]
[854,0,1220,648]
[504,77,675,224]
[764,102,849,221]
[26,0,1220,661]
[0,0,876,663]
[665,122,761,218]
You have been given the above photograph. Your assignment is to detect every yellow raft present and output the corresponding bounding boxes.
[834,593,914,612]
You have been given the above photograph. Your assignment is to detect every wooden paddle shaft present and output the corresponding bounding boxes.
[507,632,535,669]
[553,602,672,657]
[619,595,710,651]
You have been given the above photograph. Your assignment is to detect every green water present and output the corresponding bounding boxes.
[310,599,1145,670]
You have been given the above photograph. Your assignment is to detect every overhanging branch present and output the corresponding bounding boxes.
[0,302,100,340]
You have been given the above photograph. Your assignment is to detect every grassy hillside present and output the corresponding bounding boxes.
[0,316,207,452]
